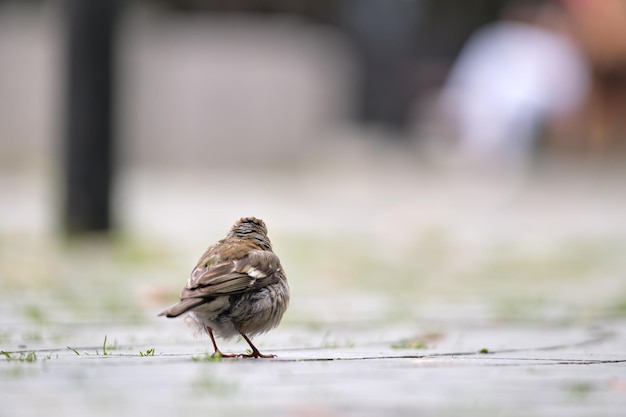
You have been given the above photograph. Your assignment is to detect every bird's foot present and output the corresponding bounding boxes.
[239,349,276,359]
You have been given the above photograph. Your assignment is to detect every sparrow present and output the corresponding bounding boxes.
[159,217,289,358]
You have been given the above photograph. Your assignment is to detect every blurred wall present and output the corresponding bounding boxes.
[117,5,355,169]
[0,2,60,171]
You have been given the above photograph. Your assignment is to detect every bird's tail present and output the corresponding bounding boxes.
[158,298,206,318]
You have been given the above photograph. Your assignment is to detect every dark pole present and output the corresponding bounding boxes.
[64,0,119,234]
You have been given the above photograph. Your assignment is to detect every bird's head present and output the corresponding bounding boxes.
[228,217,271,249]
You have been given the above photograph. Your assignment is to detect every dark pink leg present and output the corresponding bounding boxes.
[240,333,276,358]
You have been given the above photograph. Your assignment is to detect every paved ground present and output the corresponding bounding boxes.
[2,156,626,417]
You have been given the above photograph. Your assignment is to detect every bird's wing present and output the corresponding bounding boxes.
[181,250,281,299]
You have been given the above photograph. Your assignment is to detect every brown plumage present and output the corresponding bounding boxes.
[159,217,289,358]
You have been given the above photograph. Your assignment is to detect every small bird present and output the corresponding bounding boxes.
[159,217,289,358]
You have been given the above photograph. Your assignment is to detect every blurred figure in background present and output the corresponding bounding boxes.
[437,0,590,169]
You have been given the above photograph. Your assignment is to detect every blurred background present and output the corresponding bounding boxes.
[2,0,626,340]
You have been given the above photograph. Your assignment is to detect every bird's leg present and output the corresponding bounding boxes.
[239,332,276,358]
[205,326,237,358]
